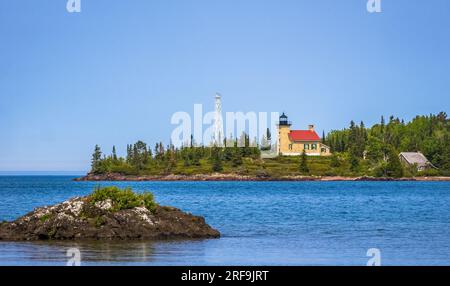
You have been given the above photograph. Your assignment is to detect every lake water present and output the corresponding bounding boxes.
[0,176,449,266]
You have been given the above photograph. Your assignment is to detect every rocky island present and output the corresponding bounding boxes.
[0,187,220,241]
[79,112,450,182]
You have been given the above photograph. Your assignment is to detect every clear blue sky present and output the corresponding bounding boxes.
[1,0,449,172]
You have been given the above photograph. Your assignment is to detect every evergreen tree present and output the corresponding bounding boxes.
[386,147,404,178]
[112,146,118,161]
[191,148,201,166]
[266,128,272,141]
[299,150,309,174]
[132,144,139,167]
[231,144,243,167]
[211,147,223,172]
[349,152,360,173]
[159,142,165,159]
[360,121,368,142]
[154,143,160,160]
[126,144,132,163]
[147,148,153,162]
[91,145,103,174]
[223,146,233,161]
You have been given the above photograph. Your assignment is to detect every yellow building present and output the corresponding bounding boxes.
[277,113,331,156]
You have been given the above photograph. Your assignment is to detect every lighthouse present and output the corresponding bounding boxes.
[213,93,224,146]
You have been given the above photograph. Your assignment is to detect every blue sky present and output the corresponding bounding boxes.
[0,0,449,171]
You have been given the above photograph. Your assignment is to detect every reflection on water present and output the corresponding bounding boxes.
[0,239,219,266]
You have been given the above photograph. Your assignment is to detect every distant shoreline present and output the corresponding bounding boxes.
[74,173,450,182]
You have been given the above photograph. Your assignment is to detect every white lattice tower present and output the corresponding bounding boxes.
[213,93,224,146]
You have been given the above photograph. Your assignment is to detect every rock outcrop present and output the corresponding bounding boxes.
[0,196,220,241]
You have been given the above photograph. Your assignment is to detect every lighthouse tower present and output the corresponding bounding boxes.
[213,93,224,146]
[277,112,291,155]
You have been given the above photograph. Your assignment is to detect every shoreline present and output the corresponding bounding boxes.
[74,173,450,182]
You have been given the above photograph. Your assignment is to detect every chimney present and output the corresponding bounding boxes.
[308,124,315,132]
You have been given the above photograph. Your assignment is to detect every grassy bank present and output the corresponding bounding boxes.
[90,155,445,179]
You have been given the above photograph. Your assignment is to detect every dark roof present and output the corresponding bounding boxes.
[280,113,288,119]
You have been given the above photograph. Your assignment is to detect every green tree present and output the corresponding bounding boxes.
[191,148,201,166]
[366,135,384,162]
[91,145,103,174]
[126,144,132,163]
[299,150,309,174]
[112,145,118,161]
[349,152,360,173]
[266,128,272,141]
[223,146,233,161]
[330,153,340,168]
[231,143,243,167]
[386,147,404,178]
[211,147,223,172]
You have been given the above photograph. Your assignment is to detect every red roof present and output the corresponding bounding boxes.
[289,130,321,142]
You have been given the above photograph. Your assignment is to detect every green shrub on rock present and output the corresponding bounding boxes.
[89,186,157,213]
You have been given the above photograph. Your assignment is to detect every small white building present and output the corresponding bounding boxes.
[399,152,436,171]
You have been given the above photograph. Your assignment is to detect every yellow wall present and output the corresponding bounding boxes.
[278,125,292,155]
[278,125,331,156]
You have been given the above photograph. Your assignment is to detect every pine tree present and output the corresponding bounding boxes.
[223,146,233,161]
[154,143,160,160]
[126,144,132,163]
[211,147,223,172]
[112,146,117,161]
[159,142,165,159]
[380,115,385,139]
[132,144,139,167]
[386,147,404,178]
[349,152,360,173]
[266,128,272,141]
[91,145,102,174]
[231,145,243,167]
[299,150,309,174]
[192,148,201,166]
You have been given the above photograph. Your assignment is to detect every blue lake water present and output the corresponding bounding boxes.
[0,176,449,266]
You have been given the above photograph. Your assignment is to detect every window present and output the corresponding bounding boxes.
[311,143,317,150]
[304,144,310,150]
[289,144,293,150]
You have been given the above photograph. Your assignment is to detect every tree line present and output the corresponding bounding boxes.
[90,133,261,175]
[323,112,450,176]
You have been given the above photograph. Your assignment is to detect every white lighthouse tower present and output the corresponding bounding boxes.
[213,93,224,146]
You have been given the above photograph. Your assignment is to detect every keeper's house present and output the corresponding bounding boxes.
[277,113,331,156]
